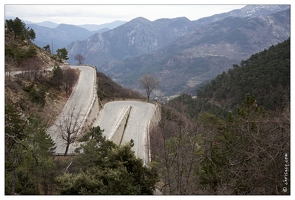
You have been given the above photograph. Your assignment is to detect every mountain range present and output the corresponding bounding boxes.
[78,20,126,31]
[26,23,94,52]
[8,5,289,97]
[66,16,198,66]
[108,8,290,96]
[64,5,290,97]
[66,5,289,66]
[4,19,126,52]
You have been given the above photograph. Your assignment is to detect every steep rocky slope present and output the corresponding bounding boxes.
[107,9,290,96]
[66,17,196,66]
[65,5,289,67]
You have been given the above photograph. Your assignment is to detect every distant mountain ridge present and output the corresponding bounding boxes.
[35,21,59,28]
[66,16,196,66]
[194,5,290,26]
[65,5,290,67]
[104,8,290,96]
[63,5,289,97]
[7,5,289,97]
[78,20,126,31]
[5,19,126,52]
[27,23,93,53]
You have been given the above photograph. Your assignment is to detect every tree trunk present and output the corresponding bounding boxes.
[64,143,69,156]
[147,91,151,101]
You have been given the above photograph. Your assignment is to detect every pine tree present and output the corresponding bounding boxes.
[56,48,69,62]
[23,115,56,194]
[57,126,159,195]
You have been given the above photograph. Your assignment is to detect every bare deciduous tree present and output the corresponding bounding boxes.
[5,64,11,81]
[56,104,83,156]
[74,54,85,65]
[21,57,43,81]
[139,74,160,101]
[63,67,79,97]
[5,54,17,81]
[149,104,201,195]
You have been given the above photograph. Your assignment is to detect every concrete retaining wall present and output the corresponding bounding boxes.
[149,103,161,130]
[84,96,100,129]
[147,103,161,163]
[110,105,132,145]
[79,65,99,134]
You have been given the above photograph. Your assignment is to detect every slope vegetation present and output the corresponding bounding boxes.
[149,38,290,194]
[197,38,290,111]
[108,9,290,96]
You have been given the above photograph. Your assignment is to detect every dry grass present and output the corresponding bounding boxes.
[5,73,69,127]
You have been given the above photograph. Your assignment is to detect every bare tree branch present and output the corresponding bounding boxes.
[74,54,85,65]
[139,74,160,101]
[55,104,83,156]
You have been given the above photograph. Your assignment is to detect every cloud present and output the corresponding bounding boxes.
[4,4,246,25]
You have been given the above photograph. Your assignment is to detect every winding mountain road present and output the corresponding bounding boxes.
[93,101,157,165]
[46,65,159,163]
[47,65,96,155]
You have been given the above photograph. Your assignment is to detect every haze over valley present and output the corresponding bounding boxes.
[6,5,290,98]
[4,4,290,195]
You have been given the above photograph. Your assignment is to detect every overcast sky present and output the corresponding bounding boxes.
[4,3,249,25]
[4,0,292,25]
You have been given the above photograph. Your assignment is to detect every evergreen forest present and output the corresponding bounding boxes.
[4,17,290,195]
[150,38,290,194]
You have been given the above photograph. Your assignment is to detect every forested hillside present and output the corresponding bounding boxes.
[5,17,69,126]
[106,9,289,96]
[5,15,290,196]
[5,17,157,195]
[150,39,290,194]
[96,71,143,102]
[197,38,290,111]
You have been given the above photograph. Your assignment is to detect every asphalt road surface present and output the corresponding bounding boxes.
[47,65,96,155]
[93,101,156,165]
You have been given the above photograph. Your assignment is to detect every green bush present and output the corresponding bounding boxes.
[5,44,37,63]
[23,83,46,106]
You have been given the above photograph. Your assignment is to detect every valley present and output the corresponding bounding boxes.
[64,5,290,98]
[13,5,289,98]
[4,4,290,195]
